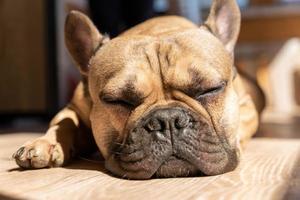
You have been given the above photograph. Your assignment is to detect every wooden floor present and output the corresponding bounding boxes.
[0,133,299,200]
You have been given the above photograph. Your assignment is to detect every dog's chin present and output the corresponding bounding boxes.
[105,154,202,179]
[154,156,201,178]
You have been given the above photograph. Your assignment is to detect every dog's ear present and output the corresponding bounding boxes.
[65,11,109,75]
[204,0,241,55]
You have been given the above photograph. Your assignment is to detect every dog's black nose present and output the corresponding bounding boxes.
[144,108,190,132]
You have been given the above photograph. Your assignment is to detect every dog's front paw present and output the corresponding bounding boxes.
[13,139,64,169]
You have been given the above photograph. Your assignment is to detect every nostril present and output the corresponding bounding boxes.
[145,118,163,132]
[174,117,189,129]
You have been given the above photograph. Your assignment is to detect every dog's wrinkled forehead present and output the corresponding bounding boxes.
[89,28,233,89]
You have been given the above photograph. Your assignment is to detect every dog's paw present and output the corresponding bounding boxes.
[13,139,64,169]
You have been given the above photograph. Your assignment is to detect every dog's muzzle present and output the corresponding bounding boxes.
[105,106,239,179]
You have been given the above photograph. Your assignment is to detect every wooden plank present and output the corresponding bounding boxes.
[294,68,300,106]
[0,133,299,200]
[238,5,300,43]
[239,16,300,43]
[0,0,47,113]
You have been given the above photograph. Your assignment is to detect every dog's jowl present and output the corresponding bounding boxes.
[13,0,262,179]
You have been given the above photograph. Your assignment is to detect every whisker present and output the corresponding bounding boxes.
[110,150,124,155]
[122,173,128,179]
[113,142,131,148]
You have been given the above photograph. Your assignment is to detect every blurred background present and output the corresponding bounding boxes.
[0,0,300,137]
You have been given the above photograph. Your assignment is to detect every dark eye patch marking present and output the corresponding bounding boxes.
[175,67,226,98]
[100,80,144,108]
[120,81,144,106]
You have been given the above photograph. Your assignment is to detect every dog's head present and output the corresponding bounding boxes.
[65,0,242,179]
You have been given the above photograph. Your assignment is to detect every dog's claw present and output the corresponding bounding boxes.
[13,146,25,159]
[13,146,32,168]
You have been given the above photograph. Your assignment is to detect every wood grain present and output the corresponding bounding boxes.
[0,0,47,112]
[239,5,300,43]
[0,133,299,200]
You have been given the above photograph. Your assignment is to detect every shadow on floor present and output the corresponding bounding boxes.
[0,193,26,200]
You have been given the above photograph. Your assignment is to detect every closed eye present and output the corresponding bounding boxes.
[195,81,226,99]
[100,95,136,108]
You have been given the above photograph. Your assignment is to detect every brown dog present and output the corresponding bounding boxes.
[13,0,263,179]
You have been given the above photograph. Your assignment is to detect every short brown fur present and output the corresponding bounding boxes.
[13,0,263,179]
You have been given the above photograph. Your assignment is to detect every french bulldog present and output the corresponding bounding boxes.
[13,0,264,179]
